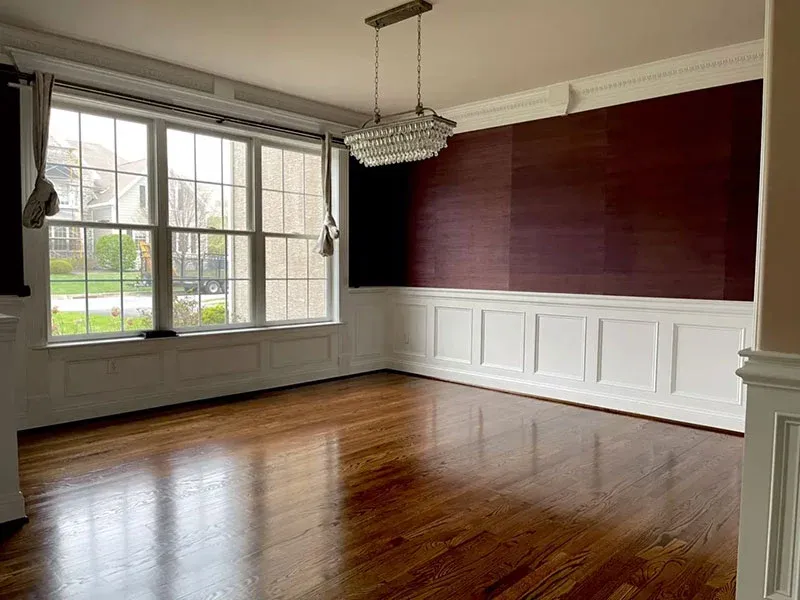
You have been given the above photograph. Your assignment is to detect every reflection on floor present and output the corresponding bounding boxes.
[0,372,741,599]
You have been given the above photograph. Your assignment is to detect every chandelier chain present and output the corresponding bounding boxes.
[416,14,422,114]
[374,26,381,123]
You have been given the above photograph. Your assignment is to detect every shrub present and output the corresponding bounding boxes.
[172,297,199,328]
[95,234,137,271]
[49,258,73,275]
[201,303,226,325]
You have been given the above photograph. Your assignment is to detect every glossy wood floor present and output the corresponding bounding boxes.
[1,373,742,599]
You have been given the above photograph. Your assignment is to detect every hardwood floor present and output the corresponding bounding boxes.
[0,373,741,599]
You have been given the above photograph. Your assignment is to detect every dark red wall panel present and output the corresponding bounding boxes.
[408,128,512,290]
[349,81,762,301]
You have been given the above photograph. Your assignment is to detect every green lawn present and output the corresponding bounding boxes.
[51,311,153,336]
[50,272,151,295]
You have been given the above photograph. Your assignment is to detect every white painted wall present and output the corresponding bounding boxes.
[0,288,387,429]
[387,287,753,432]
[0,313,25,524]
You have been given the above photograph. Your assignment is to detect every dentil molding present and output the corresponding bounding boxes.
[443,39,764,133]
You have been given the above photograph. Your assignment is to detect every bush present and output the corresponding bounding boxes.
[95,234,137,271]
[49,258,73,275]
[201,303,226,325]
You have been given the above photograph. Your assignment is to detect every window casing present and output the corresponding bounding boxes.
[43,98,335,341]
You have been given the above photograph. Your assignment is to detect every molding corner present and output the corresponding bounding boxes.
[443,39,764,133]
[737,349,800,391]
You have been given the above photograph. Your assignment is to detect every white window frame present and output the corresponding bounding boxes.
[257,140,334,327]
[27,92,339,344]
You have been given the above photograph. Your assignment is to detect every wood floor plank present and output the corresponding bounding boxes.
[0,373,742,599]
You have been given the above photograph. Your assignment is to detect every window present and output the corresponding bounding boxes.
[167,128,252,329]
[262,146,329,323]
[43,102,336,341]
[47,108,155,338]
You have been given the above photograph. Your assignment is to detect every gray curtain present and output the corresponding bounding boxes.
[314,132,339,257]
[22,72,60,229]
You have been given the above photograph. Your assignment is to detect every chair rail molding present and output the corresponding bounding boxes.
[737,350,800,600]
[443,39,764,133]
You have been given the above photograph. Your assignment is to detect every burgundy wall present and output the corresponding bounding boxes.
[391,81,761,301]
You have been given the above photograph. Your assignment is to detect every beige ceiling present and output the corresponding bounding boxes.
[0,0,765,115]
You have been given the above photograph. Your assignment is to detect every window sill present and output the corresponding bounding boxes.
[37,321,344,355]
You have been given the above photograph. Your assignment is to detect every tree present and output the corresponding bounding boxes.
[95,234,137,271]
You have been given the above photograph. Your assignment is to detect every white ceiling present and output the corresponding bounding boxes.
[0,0,765,115]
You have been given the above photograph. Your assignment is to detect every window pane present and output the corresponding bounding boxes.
[309,279,326,319]
[305,195,323,236]
[117,176,151,225]
[49,226,85,277]
[263,191,283,233]
[223,186,249,231]
[228,234,251,281]
[169,180,196,228]
[261,147,282,190]
[88,281,122,334]
[283,151,304,193]
[173,291,200,328]
[50,280,86,337]
[82,169,117,223]
[196,134,222,183]
[308,241,327,279]
[167,129,195,180]
[228,280,251,324]
[304,154,322,195]
[284,193,304,234]
[223,140,248,186]
[115,120,148,174]
[287,280,308,320]
[173,231,199,285]
[287,238,307,279]
[49,108,80,166]
[123,230,154,331]
[197,183,223,230]
[266,280,287,322]
[265,237,286,278]
[46,165,81,217]
[80,114,116,170]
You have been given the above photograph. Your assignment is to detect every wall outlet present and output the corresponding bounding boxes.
[107,359,119,375]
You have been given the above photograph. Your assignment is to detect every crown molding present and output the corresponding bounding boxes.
[0,22,367,133]
[443,39,764,134]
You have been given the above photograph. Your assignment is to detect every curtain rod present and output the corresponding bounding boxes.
[11,72,347,146]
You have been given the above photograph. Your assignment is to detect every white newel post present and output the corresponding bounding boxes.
[0,313,25,525]
[736,0,800,598]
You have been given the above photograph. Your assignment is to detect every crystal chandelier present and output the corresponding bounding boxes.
[344,0,456,167]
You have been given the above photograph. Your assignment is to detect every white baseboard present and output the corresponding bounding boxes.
[0,491,26,525]
[390,359,744,432]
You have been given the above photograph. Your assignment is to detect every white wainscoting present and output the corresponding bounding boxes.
[1,288,388,429]
[387,287,753,431]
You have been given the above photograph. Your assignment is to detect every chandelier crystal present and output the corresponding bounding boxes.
[344,0,456,167]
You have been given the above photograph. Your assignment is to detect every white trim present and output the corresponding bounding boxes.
[738,349,800,392]
[0,491,26,525]
[443,39,765,133]
[0,23,365,132]
[390,286,755,317]
[389,360,745,432]
[388,287,753,431]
